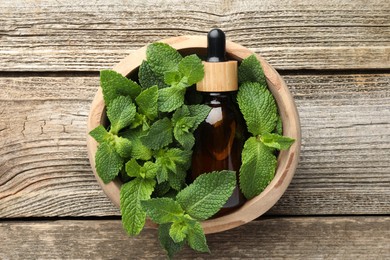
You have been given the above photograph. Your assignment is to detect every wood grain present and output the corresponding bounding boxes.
[0,217,388,259]
[0,0,389,71]
[0,73,389,217]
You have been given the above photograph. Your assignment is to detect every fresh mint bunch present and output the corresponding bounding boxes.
[237,54,295,199]
[142,171,237,258]
[89,42,211,244]
[90,42,295,258]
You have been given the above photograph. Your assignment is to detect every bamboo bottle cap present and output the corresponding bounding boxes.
[197,61,238,92]
[196,29,238,92]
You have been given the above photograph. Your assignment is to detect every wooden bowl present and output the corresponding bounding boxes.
[87,36,301,234]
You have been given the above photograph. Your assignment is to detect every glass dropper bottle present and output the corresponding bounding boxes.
[190,29,246,214]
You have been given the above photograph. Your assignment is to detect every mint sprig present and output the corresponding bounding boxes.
[237,55,295,199]
[142,171,236,256]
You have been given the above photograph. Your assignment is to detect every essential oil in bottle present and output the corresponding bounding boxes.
[190,29,246,214]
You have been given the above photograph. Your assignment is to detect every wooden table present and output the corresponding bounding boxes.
[1,0,389,259]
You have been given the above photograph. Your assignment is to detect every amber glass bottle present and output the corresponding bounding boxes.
[190,29,246,213]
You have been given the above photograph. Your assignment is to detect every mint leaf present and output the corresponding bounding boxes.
[275,115,283,135]
[178,54,204,85]
[158,223,185,259]
[176,171,236,220]
[95,142,123,184]
[140,117,173,150]
[237,82,277,136]
[120,178,155,236]
[172,105,191,124]
[173,117,196,149]
[164,70,182,85]
[155,148,192,184]
[260,133,294,150]
[171,105,209,149]
[153,181,171,197]
[141,197,184,224]
[158,85,186,112]
[174,126,195,150]
[169,220,189,243]
[135,86,158,120]
[168,168,187,191]
[89,125,110,143]
[126,159,158,179]
[141,161,158,179]
[125,158,141,178]
[139,60,168,89]
[187,221,209,253]
[239,137,277,199]
[113,135,132,158]
[107,96,136,135]
[238,54,266,86]
[172,107,197,149]
[187,104,211,130]
[146,42,182,75]
[100,70,141,106]
[121,129,152,161]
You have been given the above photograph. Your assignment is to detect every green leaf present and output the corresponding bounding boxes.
[126,159,158,179]
[158,223,185,259]
[120,178,155,236]
[125,158,142,178]
[176,171,237,220]
[187,104,211,130]
[237,82,277,136]
[178,54,204,85]
[107,96,136,135]
[140,117,173,150]
[169,220,189,243]
[171,105,207,149]
[113,135,132,158]
[95,142,123,184]
[146,42,182,75]
[156,164,169,184]
[141,197,184,224]
[155,148,192,184]
[89,125,111,143]
[121,129,152,161]
[164,70,182,85]
[172,105,191,124]
[275,115,283,135]
[135,86,159,120]
[142,161,158,179]
[260,133,294,150]
[100,70,141,106]
[138,60,168,89]
[187,221,210,253]
[167,168,187,191]
[153,181,171,197]
[174,127,195,150]
[239,137,277,199]
[158,85,186,112]
[238,54,267,85]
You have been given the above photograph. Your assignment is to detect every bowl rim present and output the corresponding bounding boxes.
[87,35,301,234]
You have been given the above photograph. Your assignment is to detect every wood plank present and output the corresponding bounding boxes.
[0,217,388,259]
[0,0,389,71]
[0,73,389,217]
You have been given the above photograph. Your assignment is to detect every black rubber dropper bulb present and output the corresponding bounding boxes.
[207,29,226,62]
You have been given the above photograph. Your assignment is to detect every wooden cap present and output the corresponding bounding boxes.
[196,60,238,92]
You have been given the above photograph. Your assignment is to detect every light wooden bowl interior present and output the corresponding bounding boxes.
[87,35,301,234]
